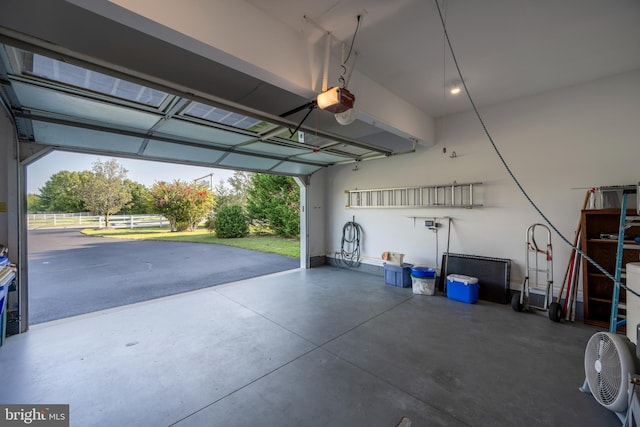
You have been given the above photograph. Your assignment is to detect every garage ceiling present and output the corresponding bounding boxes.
[251,0,640,117]
[0,0,639,177]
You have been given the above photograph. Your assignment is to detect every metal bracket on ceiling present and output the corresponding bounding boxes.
[322,31,331,92]
[304,13,364,92]
[18,141,52,165]
[162,97,191,120]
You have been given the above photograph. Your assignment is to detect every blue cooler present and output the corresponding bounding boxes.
[446,274,479,304]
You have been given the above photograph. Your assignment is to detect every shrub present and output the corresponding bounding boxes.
[214,205,249,238]
[175,221,190,232]
[246,173,299,238]
[149,180,214,232]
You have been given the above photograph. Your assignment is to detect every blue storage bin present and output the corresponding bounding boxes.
[384,263,413,288]
[447,274,479,304]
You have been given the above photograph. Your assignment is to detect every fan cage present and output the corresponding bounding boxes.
[584,332,635,413]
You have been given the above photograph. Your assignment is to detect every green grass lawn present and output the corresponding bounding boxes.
[82,227,300,258]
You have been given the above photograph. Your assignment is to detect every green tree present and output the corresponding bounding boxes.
[26,193,43,213]
[37,170,92,212]
[78,159,131,227]
[213,172,252,212]
[150,180,214,231]
[120,179,152,214]
[214,204,249,238]
[213,179,232,211]
[246,173,300,238]
[227,171,252,205]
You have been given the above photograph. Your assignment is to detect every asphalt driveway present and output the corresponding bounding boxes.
[28,229,299,324]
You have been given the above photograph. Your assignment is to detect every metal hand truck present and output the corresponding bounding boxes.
[512,223,560,321]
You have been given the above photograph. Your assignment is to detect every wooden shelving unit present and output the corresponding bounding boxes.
[581,208,640,330]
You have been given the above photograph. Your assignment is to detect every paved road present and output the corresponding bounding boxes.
[28,229,299,324]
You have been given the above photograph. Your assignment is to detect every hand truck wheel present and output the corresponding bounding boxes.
[511,293,523,312]
[548,302,562,322]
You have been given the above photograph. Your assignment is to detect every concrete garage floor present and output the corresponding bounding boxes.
[0,266,618,426]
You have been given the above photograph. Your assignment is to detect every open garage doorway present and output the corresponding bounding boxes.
[0,38,364,335]
[26,151,302,325]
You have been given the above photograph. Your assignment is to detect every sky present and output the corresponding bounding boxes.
[26,151,235,194]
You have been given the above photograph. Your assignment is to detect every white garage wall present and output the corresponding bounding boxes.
[307,168,326,263]
[0,111,19,254]
[322,69,640,292]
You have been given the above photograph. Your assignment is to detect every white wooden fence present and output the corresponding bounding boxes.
[27,213,167,229]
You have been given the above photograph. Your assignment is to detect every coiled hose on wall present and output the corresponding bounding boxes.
[341,219,363,267]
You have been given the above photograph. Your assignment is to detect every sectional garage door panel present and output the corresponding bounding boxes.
[32,121,144,154]
[12,81,161,131]
[154,119,255,147]
[271,162,323,176]
[142,140,226,164]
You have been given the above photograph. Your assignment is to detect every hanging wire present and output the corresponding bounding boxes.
[339,15,362,88]
[341,219,363,267]
[433,0,639,298]
[441,0,449,154]
[433,226,440,268]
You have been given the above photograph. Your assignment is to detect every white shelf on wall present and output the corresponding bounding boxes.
[345,182,482,209]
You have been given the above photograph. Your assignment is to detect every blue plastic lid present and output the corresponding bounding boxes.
[411,266,436,278]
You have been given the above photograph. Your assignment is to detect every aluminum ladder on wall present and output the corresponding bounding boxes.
[345,182,482,209]
[609,186,640,333]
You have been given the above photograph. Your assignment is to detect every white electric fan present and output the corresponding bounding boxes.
[583,331,637,415]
